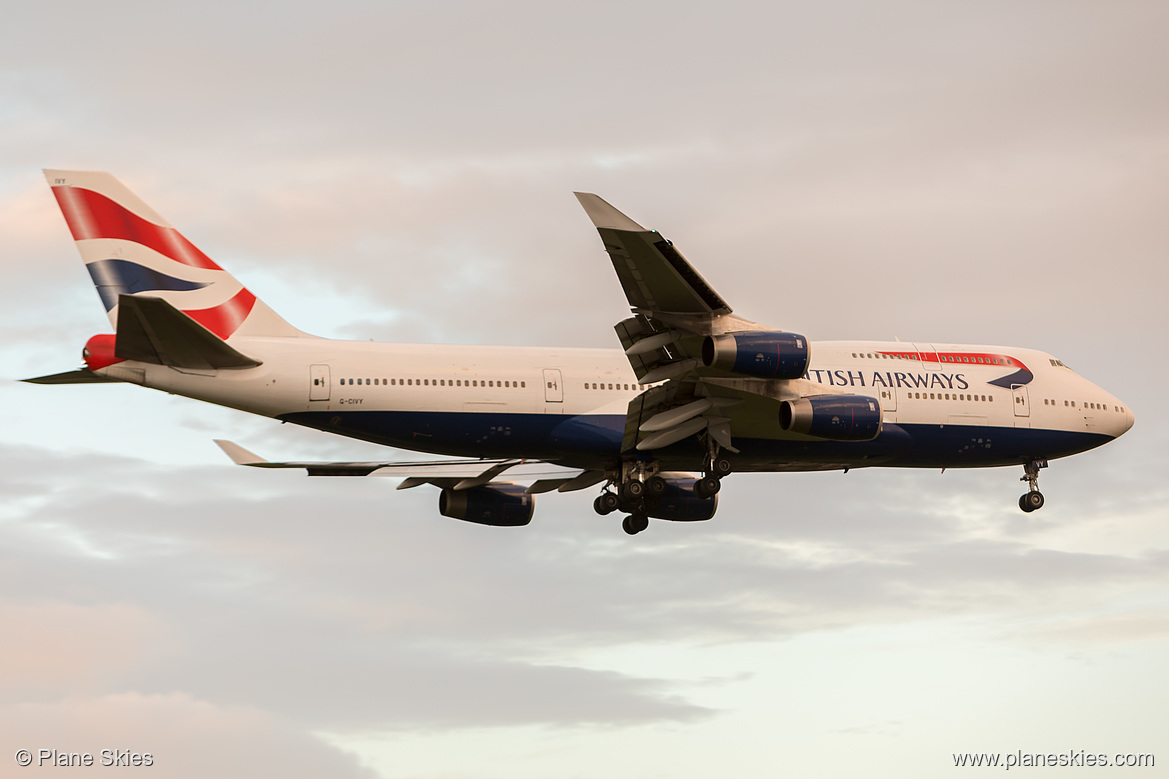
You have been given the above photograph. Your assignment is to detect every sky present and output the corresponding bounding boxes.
[2,1,1168,776]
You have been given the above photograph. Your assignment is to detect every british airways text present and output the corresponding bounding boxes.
[806,370,971,390]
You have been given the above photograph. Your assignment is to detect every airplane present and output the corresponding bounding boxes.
[27,170,1134,534]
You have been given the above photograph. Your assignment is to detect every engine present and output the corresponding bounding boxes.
[438,483,534,527]
[702,331,810,379]
[647,476,718,521]
[779,395,882,441]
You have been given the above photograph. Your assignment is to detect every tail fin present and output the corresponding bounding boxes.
[44,170,308,339]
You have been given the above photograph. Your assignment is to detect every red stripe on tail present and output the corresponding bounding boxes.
[52,186,223,271]
[183,288,257,340]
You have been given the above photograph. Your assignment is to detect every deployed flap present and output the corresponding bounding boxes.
[116,294,261,370]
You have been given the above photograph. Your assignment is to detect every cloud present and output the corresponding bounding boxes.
[1,436,1164,743]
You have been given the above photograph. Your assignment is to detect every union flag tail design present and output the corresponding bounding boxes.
[45,169,306,340]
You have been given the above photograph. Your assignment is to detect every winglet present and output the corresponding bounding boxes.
[573,193,647,232]
[214,439,268,465]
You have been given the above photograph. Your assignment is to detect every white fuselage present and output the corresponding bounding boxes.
[100,337,1133,472]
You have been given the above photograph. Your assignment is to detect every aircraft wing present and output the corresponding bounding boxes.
[574,192,732,318]
[576,193,850,456]
[213,440,604,494]
[574,193,777,382]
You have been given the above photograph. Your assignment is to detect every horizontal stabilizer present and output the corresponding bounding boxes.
[117,295,261,370]
[21,368,120,385]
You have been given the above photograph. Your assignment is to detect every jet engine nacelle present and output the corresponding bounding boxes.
[779,395,882,441]
[647,476,718,521]
[438,483,534,527]
[702,331,810,379]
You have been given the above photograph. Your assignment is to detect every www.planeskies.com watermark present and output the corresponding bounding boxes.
[953,750,1154,770]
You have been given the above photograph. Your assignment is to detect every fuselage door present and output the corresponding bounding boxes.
[1012,384,1030,417]
[542,369,563,403]
[878,386,897,413]
[310,364,331,401]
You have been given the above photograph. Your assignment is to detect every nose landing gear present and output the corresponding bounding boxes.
[1019,459,1047,512]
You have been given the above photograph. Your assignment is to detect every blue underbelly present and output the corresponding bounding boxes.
[277,410,1112,471]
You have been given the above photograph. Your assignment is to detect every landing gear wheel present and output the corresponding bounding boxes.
[621,479,645,500]
[647,475,668,496]
[1018,459,1048,513]
[694,475,721,499]
[1019,491,1045,513]
[622,514,649,535]
[711,456,733,478]
[594,493,619,516]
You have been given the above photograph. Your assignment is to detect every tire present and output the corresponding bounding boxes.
[622,480,644,499]
[1020,491,1044,512]
[622,514,648,535]
[694,476,720,499]
[599,492,619,513]
[712,456,733,478]
[647,475,668,496]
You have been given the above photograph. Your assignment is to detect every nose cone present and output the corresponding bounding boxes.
[1106,397,1135,439]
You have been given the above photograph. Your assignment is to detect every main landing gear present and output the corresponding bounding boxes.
[593,449,736,535]
[593,466,652,535]
[694,454,732,499]
[1019,458,1047,513]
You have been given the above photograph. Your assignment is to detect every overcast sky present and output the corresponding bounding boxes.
[2,1,1167,777]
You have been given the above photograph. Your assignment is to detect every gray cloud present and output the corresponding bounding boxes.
[2,438,1163,741]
